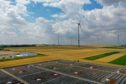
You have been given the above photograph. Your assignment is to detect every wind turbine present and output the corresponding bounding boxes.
[71,15,85,47]
[74,16,84,47]
[57,33,60,46]
[77,22,81,47]
[117,29,120,45]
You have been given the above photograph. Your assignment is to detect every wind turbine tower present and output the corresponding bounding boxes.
[77,22,81,47]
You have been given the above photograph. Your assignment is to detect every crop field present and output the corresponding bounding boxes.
[0,46,126,68]
[0,50,19,55]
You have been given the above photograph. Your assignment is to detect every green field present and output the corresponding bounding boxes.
[109,55,126,65]
[84,51,119,60]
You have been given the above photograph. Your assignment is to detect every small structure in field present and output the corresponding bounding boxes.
[0,51,38,61]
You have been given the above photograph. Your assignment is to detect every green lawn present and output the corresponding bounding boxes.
[84,51,119,60]
[109,55,126,65]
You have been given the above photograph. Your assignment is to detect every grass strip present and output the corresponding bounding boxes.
[109,55,126,65]
[84,51,119,60]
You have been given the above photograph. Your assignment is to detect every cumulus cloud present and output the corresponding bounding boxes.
[51,0,126,44]
[0,0,126,45]
[97,0,126,7]
[0,0,54,44]
[83,5,126,44]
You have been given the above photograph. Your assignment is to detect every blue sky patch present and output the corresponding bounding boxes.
[10,0,103,22]
[10,0,17,5]
[26,2,62,22]
[83,0,103,11]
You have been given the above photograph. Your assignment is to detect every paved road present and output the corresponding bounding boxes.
[0,69,29,84]
[33,65,102,84]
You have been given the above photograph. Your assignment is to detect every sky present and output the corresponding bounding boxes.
[0,0,126,45]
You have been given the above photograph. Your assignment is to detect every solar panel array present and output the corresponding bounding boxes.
[0,60,126,84]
